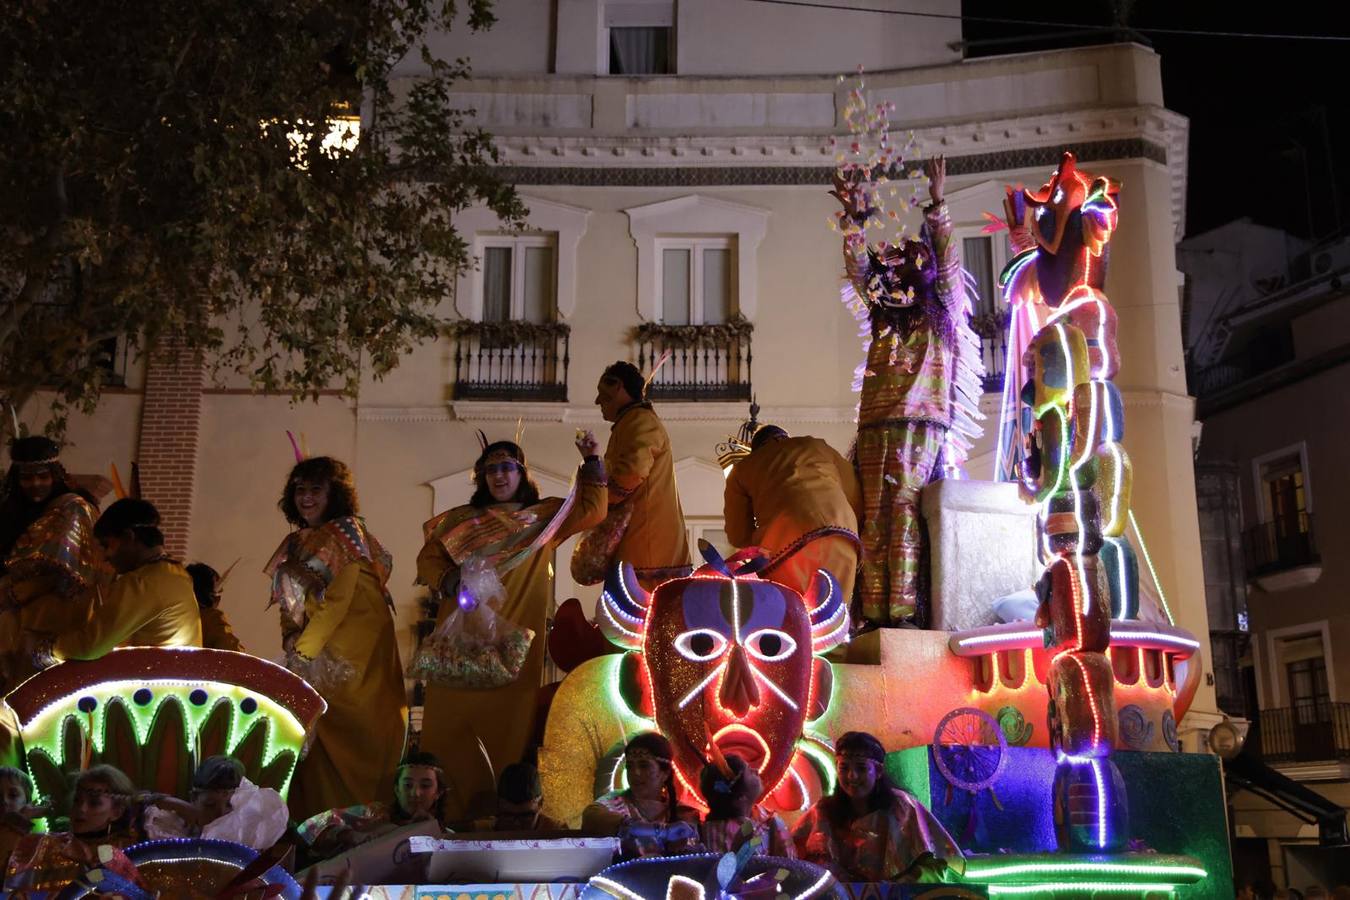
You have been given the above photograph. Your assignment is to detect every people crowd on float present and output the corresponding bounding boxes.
[0,359,966,887]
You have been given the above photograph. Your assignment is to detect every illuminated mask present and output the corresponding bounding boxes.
[598,552,848,809]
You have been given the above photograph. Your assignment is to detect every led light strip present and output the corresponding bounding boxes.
[965,860,1206,880]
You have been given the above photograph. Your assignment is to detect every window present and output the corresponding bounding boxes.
[478,235,556,324]
[957,231,1010,392]
[1259,451,1309,532]
[605,2,674,75]
[962,235,1003,320]
[1287,656,1331,725]
[658,238,735,325]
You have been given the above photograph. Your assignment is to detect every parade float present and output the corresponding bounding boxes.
[0,81,1232,899]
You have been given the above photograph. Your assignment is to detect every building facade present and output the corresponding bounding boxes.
[28,1,1220,740]
[1183,221,1350,889]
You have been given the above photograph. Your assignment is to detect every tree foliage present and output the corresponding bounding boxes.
[0,0,524,437]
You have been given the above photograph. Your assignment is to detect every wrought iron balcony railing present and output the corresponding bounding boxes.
[969,308,1010,394]
[450,320,570,402]
[1258,703,1350,763]
[635,317,752,403]
[1243,514,1320,577]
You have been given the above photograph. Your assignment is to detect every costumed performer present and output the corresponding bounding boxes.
[581,732,701,860]
[792,731,963,883]
[581,361,691,590]
[723,424,861,604]
[188,562,245,652]
[414,430,607,820]
[141,755,288,850]
[0,435,108,691]
[0,766,43,878]
[3,764,140,893]
[698,752,794,859]
[46,498,201,662]
[266,455,408,822]
[297,751,449,860]
[833,156,983,627]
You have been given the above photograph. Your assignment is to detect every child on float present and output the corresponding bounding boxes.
[792,731,964,883]
[697,751,794,859]
[3,765,140,892]
[297,751,450,859]
[0,766,44,873]
[141,755,287,850]
[581,732,700,859]
[478,762,566,832]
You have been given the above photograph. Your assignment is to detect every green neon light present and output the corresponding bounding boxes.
[22,679,306,800]
[1128,509,1175,626]
[966,860,1206,881]
[987,885,1175,897]
[795,735,838,796]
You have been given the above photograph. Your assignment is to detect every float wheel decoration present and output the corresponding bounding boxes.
[933,706,1008,805]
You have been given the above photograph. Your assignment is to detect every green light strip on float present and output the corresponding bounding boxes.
[987,884,1176,897]
[966,860,1206,881]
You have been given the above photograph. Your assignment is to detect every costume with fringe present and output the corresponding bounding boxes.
[792,787,965,882]
[265,517,408,822]
[841,201,984,626]
[414,459,607,822]
[701,809,796,860]
[0,493,110,690]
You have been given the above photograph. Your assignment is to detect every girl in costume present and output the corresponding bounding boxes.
[141,755,288,850]
[792,731,963,883]
[698,752,794,859]
[3,765,140,892]
[413,430,607,821]
[266,456,408,822]
[0,766,43,877]
[581,732,701,860]
[296,751,449,860]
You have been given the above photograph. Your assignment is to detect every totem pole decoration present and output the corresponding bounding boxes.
[1005,152,1132,851]
[597,544,849,814]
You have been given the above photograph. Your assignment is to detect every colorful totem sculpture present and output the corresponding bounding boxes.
[1004,152,1133,852]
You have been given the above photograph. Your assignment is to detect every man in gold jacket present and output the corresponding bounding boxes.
[591,361,690,589]
[51,498,202,661]
[723,426,862,603]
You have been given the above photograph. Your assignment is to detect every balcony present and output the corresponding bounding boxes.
[970,309,1010,394]
[1258,703,1350,765]
[635,317,752,403]
[1243,514,1322,591]
[450,320,569,402]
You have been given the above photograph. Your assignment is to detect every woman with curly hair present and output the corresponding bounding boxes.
[266,456,407,822]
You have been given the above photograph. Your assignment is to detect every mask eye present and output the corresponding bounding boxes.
[674,629,729,662]
[744,628,797,662]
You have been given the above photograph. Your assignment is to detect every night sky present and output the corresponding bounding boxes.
[962,1,1348,242]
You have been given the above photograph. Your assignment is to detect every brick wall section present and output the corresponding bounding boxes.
[136,337,204,560]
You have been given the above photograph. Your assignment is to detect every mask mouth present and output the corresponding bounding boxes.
[711,724,770,775]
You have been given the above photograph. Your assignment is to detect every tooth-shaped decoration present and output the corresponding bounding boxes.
[597,561,651,650]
